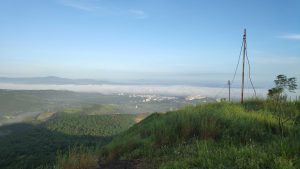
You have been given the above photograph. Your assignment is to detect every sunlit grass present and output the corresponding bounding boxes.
[100,101,300,168]
[56,146,98,169]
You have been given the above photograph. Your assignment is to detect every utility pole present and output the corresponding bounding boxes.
[241,29,246,104]
[228,80,231,102]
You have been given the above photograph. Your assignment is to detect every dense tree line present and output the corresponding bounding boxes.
[0,113,136,169]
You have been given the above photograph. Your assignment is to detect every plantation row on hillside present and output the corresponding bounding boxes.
[0,113,137,169]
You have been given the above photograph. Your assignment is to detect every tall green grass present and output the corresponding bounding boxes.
[55,146,99,169]
[100,102,300,168]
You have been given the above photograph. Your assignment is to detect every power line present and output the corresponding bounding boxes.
[214,83,229,99]
[245,42,257,96]
[231,40,244,84]
[217,30,257,100]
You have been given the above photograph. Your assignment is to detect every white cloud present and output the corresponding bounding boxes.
[59,1,147,19]
[254,55,300,65]
[128,9,147,19]
[278,34,300,40]
[60,0,97,12]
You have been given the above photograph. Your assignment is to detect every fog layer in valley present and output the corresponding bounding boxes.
[0,83,271,98]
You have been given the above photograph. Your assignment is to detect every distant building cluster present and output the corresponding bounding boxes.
[128,94,177,102]
[185,95,206,101]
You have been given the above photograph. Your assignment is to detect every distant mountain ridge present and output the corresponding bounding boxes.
[0,76,268,88]
[0,76,227,87]
[0,76,108,85]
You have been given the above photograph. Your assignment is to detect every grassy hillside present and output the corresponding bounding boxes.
[1,100,299,169]
[100,102,300,169]
[0,113,137,169]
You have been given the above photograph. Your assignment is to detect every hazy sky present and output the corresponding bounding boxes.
[0,0,299,86]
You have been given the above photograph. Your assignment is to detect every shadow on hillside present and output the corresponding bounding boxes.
[0,123,111,169]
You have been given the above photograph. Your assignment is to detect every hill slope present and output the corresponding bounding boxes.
[100,102,300,169]
[0,113,137,169]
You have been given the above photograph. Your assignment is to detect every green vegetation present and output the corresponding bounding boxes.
[100,101,300,169]
[0,90,135,117]
[1,98,299,169]
[55,146,99,169]
[267,74,298,138]
[0,113,137,169]
[45,113,136,137]
[0,89,206,125]
[1,77,299,169]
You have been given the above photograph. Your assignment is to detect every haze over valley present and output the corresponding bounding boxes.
[1,0,300,169]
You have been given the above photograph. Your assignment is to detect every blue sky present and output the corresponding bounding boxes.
[0,0,299,86]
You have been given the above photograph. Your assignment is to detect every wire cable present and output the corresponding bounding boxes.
[245,42,257,96]
[214,83,228,99]
[213,39,243,100]
[231,40,244,85]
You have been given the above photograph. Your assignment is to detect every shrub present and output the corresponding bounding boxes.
[55,146,98,169]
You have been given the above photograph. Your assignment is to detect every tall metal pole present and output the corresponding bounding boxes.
[228,80,231,102]
[241,29,246,104]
